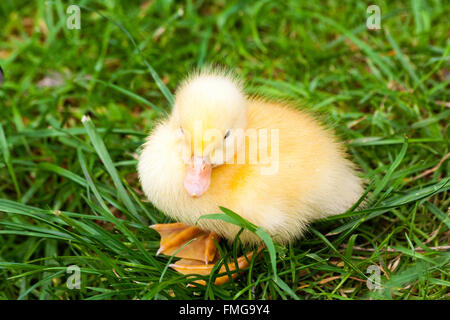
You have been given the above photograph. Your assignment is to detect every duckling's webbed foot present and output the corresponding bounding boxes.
[150,222,218,264]
[170,249,259,286]
[151,222,262,285]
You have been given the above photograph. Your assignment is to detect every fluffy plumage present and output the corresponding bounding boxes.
[138,69,364,245]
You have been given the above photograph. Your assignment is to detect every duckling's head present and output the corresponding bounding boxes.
[171,70,247,197]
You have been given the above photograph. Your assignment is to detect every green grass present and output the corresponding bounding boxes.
[0,0,449,300]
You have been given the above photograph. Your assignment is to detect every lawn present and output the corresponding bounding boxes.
[0,0,448,300]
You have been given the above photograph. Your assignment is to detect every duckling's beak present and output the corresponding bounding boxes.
[184,156,212,197]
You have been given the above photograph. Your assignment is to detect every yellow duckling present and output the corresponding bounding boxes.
[138,69,364,284]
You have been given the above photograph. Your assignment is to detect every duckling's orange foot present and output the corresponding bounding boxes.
[150,222,262,285]
[150,222,218,264]
[170,250,259,286]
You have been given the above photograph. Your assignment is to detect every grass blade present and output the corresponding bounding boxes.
[81,115,144,225]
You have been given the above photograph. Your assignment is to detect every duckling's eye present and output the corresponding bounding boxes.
[176,127,185,140]
[224,130,231,140]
